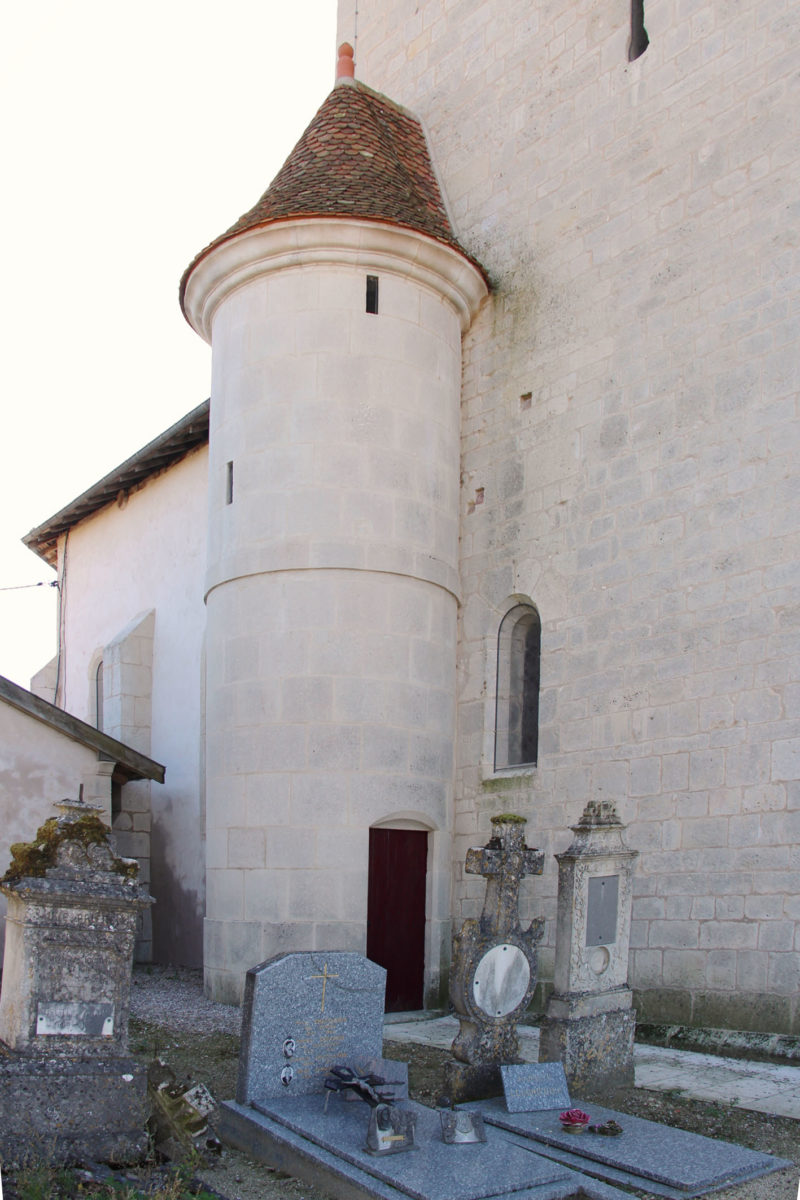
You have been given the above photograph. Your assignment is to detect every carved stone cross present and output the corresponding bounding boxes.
[466,829,544,942]
[445,815,544,1100]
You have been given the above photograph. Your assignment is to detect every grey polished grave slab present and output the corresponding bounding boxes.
[500,1063,571,1113]
[221,1093,632,1200]
[237,952,386,1106]
[481,1099,791,1197]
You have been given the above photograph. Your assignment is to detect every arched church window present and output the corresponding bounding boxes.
[494,604,540,770]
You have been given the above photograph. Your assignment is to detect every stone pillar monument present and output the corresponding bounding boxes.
[445,814,544,1101]
[539,800,638,1095]
[0,797,153,1163]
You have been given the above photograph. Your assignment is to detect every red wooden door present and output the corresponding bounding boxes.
[367,828,428,1012]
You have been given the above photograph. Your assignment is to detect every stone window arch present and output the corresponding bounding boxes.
[494,602,540,770]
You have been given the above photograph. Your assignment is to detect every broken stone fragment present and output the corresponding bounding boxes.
[147,1057,217,1159]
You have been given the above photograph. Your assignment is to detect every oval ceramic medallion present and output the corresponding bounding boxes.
[472,943,530,1017]
[589,945,611,975]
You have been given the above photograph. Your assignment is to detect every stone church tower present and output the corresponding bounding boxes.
[182,45,487,1003]
[334,0,800,1034]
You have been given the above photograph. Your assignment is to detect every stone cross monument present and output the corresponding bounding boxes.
[445,814,544,1101]
[539,800,638,1094]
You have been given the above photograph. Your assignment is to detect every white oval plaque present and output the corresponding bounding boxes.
[472,944,530,1017]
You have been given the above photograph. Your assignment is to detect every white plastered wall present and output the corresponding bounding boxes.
[55,446,208,966]
[0,702,111,966]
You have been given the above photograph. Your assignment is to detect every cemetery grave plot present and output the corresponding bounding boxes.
[117,966,800,1200]
[216,952,793,1200]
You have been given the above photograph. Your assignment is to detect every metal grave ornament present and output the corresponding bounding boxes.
[446,814,544,1101]
[440,1109,487,1144]
[365,1104,417,1155]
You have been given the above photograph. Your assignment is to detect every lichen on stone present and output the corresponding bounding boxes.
[1,813,135,885]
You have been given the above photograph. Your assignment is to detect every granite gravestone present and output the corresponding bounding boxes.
[500,1063,571,1114]
[480,1100,791,1198]
[237,951,389,1106]
[222,950,622,1200]
[220,954,788,1200]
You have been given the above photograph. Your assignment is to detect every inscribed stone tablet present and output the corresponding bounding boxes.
[237,952,387,1106]
[500,1063,571,1113]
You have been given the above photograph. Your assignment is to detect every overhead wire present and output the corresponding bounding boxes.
[0,580,59,592]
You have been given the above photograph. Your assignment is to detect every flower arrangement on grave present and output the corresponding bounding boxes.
[559,1108,590,1131]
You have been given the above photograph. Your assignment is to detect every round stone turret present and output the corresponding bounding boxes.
[181,48,487,1003]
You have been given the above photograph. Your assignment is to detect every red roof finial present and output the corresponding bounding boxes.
[336,42,355,82]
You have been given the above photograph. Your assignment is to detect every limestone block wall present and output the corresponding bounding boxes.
[29,656,57,704]
[189,223,486,1002]
[98,610,155,957]
[102,610,155,755]
[343,0,800,1031]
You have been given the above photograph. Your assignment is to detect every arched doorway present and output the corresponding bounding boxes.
[366,826,428,1012]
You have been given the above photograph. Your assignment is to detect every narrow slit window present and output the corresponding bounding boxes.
[628,0,649,60]
[494,604,541,769]
[366,274,379,314]
[226,461,234,505]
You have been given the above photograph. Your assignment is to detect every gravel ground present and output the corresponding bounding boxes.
[129,966,800,1200]
[130,965,242,1037]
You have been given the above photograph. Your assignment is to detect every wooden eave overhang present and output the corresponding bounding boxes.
[23,400,210,568]
[0,674,165,785]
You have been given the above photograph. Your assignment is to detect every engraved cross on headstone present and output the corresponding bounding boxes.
[308,962,339,1014]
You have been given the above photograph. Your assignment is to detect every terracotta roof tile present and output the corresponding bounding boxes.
[180,80,483,309]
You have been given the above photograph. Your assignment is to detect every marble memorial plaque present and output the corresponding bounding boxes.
[500,1063,571,1113]
[36,1001,114,1037]
[237,952,387,1106]
[471,944,530,1017]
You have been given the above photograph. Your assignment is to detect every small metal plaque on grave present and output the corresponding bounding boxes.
[36,1001,114,1038]
[440,1110,486,1144]
[586,875,619,946]
[500,1063,571,1113]
[365,1104,417,1155]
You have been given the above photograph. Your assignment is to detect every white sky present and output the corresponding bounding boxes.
[0,0,338,688]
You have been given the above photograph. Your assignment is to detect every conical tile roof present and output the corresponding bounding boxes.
[180,75,484,311]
